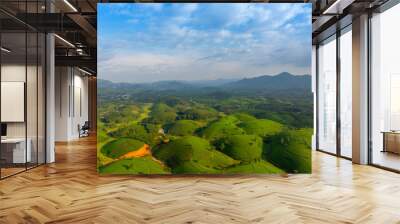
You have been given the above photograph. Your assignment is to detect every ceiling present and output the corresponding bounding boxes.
[311,0,390,43]
[0,0,393,75]
[1,0,97,74]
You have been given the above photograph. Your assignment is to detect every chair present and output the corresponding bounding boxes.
[79,121,90,138]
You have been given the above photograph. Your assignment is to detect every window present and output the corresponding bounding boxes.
[317,35,337,154]
[339,26,352,158]
[370,3,400,171]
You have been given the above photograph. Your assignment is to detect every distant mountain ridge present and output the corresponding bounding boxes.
[223,72,311,91]
[98,72,311,92]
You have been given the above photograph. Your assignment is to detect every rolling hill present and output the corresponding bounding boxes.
[154,136,239,172]
[263,128,312,173]
[215,134,263,162]
[101,138,145,159]
[99,156,170,174]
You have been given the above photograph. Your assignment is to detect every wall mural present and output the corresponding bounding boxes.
[97,3,312,174]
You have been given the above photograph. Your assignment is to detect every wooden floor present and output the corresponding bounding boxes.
[1,136,400,224]
[0,167,26,178]
[372,150,400,171]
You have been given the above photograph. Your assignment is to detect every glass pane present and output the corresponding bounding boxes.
[340,28,352,158]
[26,0,38,169]
[0,1,46,178]
[318,36,337,154]
[371,4,400,171]
[1,30,27,177]
[27,31,38,169]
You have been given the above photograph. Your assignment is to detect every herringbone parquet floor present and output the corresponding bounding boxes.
[1,136,400,224]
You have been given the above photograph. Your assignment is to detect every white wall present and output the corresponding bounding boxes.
[55,66,70,141]
[1,65,41,137]
[55,67,89,141]
[1,63,46,164]
[72,73,89,138]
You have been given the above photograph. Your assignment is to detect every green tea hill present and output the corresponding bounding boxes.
[216,134,263,162]
[154,136,239,173]
[101,138,145,159]
[263,128,312,173]
[166,120,201,136]
[99,156,170,174]
[238,119,283,138]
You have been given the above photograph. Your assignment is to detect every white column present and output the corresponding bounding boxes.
[352,14,369,164]
[312,45,317,150]
[46,32,55,163]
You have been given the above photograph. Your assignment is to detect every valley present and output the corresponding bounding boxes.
[97,72,313,174]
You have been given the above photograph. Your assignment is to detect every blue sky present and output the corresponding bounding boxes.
[98,3,311,83]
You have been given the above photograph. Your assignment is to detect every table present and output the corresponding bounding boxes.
[382,131,400,154]
[1,138,32,164]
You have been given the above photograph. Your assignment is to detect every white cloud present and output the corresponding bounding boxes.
[99,3,311,83]
[99,45,310,83]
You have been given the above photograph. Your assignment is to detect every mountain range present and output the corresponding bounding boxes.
[98,72,311,92]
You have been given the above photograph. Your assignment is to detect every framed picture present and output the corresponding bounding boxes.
[97,3,312,175]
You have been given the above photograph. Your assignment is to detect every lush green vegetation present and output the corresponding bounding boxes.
[224,160,283,174]
[101,138,145,159]
[166,120,201,136]
[154,136,239,171]
[215,135,263,162]
[99,156,170,174]
[97,74,313,174]
[238,119,283,138]
[263,128,312,173]
[201,117,245,141]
